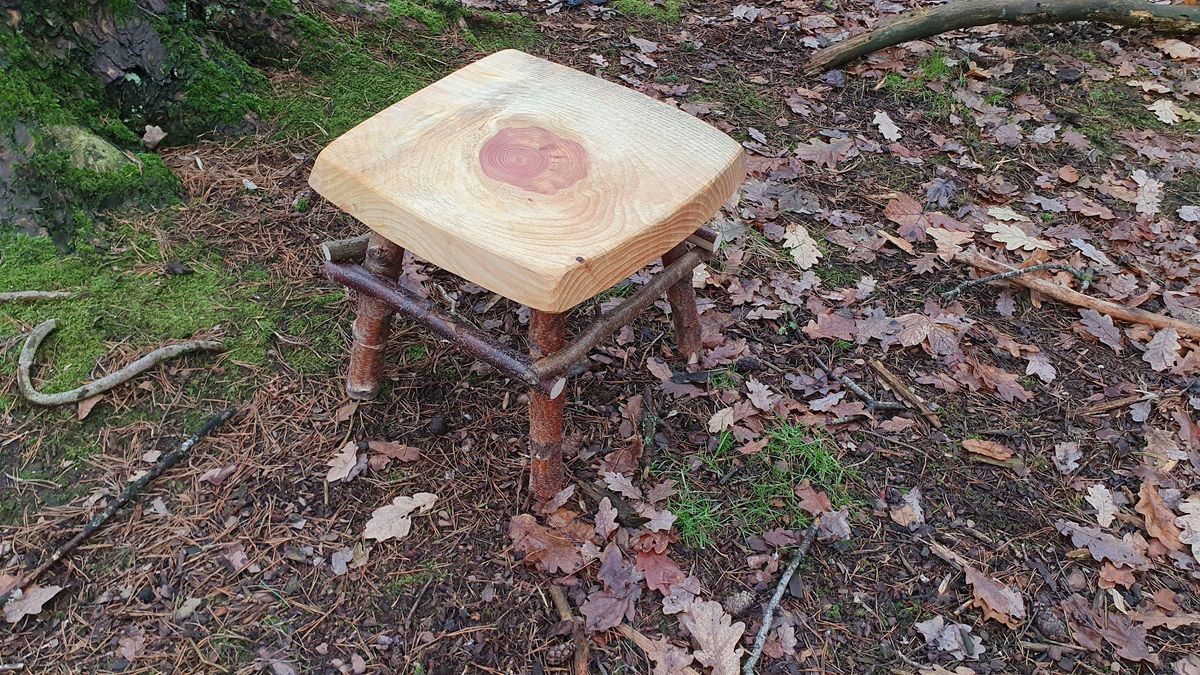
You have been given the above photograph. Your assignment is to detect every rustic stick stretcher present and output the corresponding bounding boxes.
[310,49,745,499]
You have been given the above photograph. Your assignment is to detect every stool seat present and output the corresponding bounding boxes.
[309,49,744,312]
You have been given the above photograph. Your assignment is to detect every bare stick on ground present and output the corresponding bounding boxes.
[0,409,234,606]
[941,262,1086,301]
[742,524,819,675]
[867,359,942,428]
[17,319,224,407]
[548,586,590,675]
[806,0,1200,74]
[956,250,1200,340]
[813,355,905,412]
[0,290,73,303]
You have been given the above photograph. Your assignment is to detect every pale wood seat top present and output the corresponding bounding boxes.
[309,49,745,312]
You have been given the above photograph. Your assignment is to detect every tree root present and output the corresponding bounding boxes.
[0,291,74,302]
[806,0,1200,74]
[17,319,225,406]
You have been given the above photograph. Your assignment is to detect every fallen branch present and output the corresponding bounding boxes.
[616,624,702,675]
[548,586,590,675]
[813,355,905,412]
[0,409,234,606]
[867,358,942,428]
[0,290,73,303]
[16,319,224,406]
[742,523,819,675]
[941,262,1087,301]
[956,251,1200,340]
[806,0,1200,74]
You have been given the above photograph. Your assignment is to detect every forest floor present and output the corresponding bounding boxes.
[2,1,1200,673]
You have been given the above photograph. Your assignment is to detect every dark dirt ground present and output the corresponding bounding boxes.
[2,1,1199,673]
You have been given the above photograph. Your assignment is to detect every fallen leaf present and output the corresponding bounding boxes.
[644,635,696,674]
[595,497,619,540]
[3,584,63,623]
[1155,38,1200,60]
[1053,442,1082,474]
[681,599,745,675]
[873,110,902,141]
[928,228,973,262]
[962,439,1013,461]
[509,513,588,574]
[782,224,822,270]
[889,487,925,528]
[795,479,832,515]
[983,222,1055,252]
[367,440,420,468]
[326,441,363,483]
[332,400,358,423]
[637,551,686,593]
[1131,169,1162,216]
[884,193,930,242]
[965,567,1026,628]
[817,509,852,541]
[1078,309,1124,353]
[601,471,643,500]
[1135,482,1184,552]
[77,395,102,420]
[1142,328,1180,372]
[1177,496,1200,562]
[363,492,438,542]
[1056,520,1150,569]
[915,614,985,660]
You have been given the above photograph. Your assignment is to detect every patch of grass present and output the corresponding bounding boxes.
[269,6,541,141]
[814,262,860,287]
[1077,81,1200,150]
[708,367,738,392]
[611,0,683,23]
[701,78,774,119]
[667,475,729,548]
[381,563,446,595]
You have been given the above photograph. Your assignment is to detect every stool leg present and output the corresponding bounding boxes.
[529,309,566,501]
[662,242,702,363]
[346,234,405,400]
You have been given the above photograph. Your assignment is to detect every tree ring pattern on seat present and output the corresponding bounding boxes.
[479,126,589,195]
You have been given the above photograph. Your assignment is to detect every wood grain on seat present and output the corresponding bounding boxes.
[309,49,745,312]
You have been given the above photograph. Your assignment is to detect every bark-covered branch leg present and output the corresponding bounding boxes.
[346,234,405,400]
[529,309,567,501]
[662,242,703,364]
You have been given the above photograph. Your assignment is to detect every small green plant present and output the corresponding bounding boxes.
[611,0,682,22]
[707,367,738,392]
[668,476,729,548]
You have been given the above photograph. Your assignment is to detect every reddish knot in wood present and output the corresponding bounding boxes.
[479,126,588,195]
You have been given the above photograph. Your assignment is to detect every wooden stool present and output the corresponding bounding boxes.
[310,50,745,500]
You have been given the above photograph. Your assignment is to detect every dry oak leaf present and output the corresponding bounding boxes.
[1056,520,1150,570]
[508,513,588,574]
[1086,484,1120,528]
[794,137,857,170]
[3,584,63,623]
[983,222,1056,252]
[928,228,973,262]
[637,551,687,594]
[1078,309,1123,353]
[873,110,902,141]
[601,471,643,500]
[1135,482,1184,552]
[1177,496,1200,562]
[595,497,619,540]
[363,492,437,542]
[889,487,925,528]
[1155,38,1200,60]
[367,440,419,465]
[965,567,1027,628]
[681,599,745,675]
[884,193,930,243]
[962,439,1013,461]
[645,635,696,675]
[783,224,822,270]
[1142,328,1180,372]
[325,441,361,483]
[795,479,833,515]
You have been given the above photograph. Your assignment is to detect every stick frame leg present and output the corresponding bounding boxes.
[529,309,567,500]
[661,242,702,363]
[346,234,405,400]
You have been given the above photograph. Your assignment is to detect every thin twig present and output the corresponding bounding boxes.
[941,262,1086,301]
[867,358,941,428]
[548,586,590,674]
[813,356,904,412]
[0,409,234,606]
[0,290,73,303]
[742,524,819,675]
[17,319,224,406]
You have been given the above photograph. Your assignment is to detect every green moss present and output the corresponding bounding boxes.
[389,0,450,31]
[169,32,270,138]
[0,226,273,396]
[29,149,181,209]
[612,0,682,22]
[700,78,774,118]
